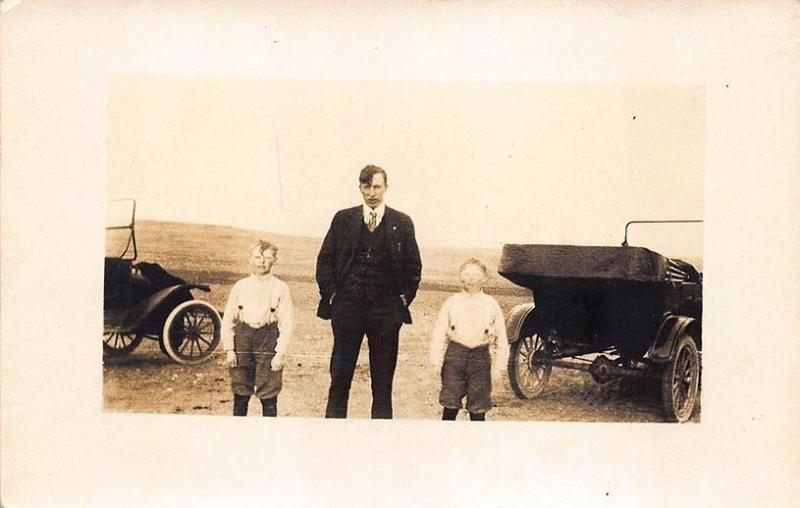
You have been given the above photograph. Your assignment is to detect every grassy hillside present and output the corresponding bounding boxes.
[109,220,528,296]
[108,219,702,296]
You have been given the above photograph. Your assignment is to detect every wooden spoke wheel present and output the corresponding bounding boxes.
[103,330,143,357]
[162,300,221,365]
[508,332,552,399]
[661,334,700,422]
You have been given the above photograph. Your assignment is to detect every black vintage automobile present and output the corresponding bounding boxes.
[103,199,221,364]
[499,220,702,422]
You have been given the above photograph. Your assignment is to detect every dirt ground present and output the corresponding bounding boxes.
[104,280,699,423]
[104,221,700,422]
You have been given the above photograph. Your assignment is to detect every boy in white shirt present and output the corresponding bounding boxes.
[430,258,509,421]
[222,240,294,417]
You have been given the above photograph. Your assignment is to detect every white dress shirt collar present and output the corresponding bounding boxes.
[362,202,386,225]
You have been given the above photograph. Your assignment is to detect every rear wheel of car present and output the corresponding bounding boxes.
[508,332,552,399]
[103,331,143,357]
[661,334,700,422]
[162,300,221,365]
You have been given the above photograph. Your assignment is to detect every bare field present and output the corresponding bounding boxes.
[104,220,697,422]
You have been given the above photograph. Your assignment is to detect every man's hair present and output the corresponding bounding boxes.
[249,239,278,256]
[359,165,388,186]
[459,257,489,276]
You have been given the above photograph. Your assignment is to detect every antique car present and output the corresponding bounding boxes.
[103,199,221,364]
[499,220,702,422]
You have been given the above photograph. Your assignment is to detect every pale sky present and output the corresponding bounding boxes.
[107,78,704,257]
[88,2,707,258]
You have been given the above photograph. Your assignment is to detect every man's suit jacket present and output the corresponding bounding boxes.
[315,205,422,324]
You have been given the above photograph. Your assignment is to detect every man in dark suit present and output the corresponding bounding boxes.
[316,165,422,419]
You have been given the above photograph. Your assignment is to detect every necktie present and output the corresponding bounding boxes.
[367,211,377,232]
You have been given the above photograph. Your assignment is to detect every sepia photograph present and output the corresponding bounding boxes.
[103,78,704,423]
[2,1,799,506]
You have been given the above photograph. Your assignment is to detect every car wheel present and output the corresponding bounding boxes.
[661,334,700,422]
[103,331,143,357]
[508,332,552,399]
[162,300,221,365]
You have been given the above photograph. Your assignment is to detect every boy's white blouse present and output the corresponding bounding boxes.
[221,274,294,354]
[429,291,510,372]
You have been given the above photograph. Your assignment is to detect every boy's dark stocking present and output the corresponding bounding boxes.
[233,394,250,416]
[468,411,486,421]
[260,396,278,417]
[442,407,459,421]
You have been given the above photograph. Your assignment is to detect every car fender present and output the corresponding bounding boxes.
[505,303,537,343]
[648,315,701,363]
[120,284,210,331]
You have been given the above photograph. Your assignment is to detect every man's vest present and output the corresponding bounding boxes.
[340,220,397,301]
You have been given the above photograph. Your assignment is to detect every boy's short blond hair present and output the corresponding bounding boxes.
[249,239,278,256]
[459,257,489,276]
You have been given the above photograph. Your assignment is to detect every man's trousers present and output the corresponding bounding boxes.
[325,295,404,419]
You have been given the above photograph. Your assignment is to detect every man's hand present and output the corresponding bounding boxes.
[225,350,237,368]
[271,353,285,372]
